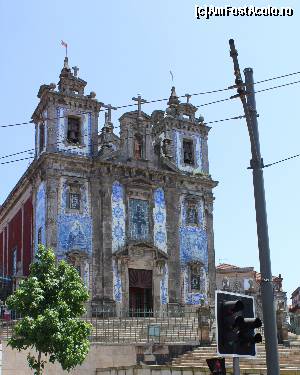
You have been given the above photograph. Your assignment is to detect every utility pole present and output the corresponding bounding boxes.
[228,39,280,375]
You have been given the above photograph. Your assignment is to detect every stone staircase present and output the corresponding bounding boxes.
[171,344,300,371]
[1,315,200,344]
[89,315,200,344]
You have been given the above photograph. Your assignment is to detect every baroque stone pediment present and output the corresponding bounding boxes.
[113,242,168,261]
[120,176,156,188]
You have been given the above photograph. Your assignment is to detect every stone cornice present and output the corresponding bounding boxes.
[0,151,218,222]
[44,152,218,189]
[32,91,103,123]
[155,117,211,137]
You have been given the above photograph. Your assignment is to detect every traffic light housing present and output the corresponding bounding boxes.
[216,291,262,356]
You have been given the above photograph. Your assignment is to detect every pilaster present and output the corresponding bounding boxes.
[45,172,59,250]
[205,193,216,306]
[90,176,103,299]
[100,178,114,305]
[165,186,181,304]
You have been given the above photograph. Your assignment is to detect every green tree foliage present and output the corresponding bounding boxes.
[7,245,92,375]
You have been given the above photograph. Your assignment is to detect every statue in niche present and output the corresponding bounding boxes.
[248,278,254,290]
[222,277,230,290]
[233,279,242,293]
[186,204,198,225]
[68,221,87,250]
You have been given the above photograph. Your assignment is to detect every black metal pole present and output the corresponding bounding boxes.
[244,67,279,375]
[229,39,280,375]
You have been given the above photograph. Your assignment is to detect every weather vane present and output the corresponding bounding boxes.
[169,70,174,83]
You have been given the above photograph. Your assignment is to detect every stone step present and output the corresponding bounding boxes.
[171,343,300,370]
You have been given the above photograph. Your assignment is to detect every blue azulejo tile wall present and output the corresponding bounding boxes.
[160,263,169,305]
[111,181,125,302]
[57,178,92,259]
[179,197,209,305]
[35,182,46,253]
[56,107,92,156]
[153,188,167,253]
[111,181,126,253]
[112,258,122,303]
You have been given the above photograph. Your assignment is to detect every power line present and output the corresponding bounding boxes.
[196,97,232,108]
[0,156,34,165]
[255,79,300,94]
[3,120,300,171]
[0,114,245,162]
[205,114,245,125]
[1,70,300,130]
[263,153,300,168]
[0,149,35,160]
[255,70,300,85]
[0,120,34,128]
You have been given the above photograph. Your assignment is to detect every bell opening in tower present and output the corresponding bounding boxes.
[128,268,153,317]
[67,116,81,144]
[183,139,194,165]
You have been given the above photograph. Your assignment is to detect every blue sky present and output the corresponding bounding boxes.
[0,0,299,301]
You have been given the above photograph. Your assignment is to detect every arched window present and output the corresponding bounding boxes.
[134,134,143,159]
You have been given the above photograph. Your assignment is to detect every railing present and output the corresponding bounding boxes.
[87,308,199,344]
[1,308,214,345]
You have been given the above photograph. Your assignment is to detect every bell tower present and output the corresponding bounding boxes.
[32,57,102,158]
[152,86,209,174]
[119,94,156,165]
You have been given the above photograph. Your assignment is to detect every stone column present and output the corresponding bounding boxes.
[205,193,216,306]
[152,263,164,314]
[47,104,59,153]
[165,186,181,304]
[119,257,129,314]
[127,127,134,159]
[90,176,103,301]
[45,172,59,250]
[145,123,153,161]
[90,112,100,157]
[100,178,115,312]
[202,134,209,174]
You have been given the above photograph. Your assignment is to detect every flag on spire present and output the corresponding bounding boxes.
[61,40,68,57]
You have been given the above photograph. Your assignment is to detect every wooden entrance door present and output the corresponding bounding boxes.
[129,269,153,316]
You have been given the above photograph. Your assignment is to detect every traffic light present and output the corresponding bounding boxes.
[216,291,262,356]
[206,357,226,374]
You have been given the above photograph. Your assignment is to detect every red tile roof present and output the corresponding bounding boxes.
[216,263,240,270]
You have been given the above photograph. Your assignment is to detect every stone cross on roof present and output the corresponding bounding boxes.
[132,94,147,121]
[72,66,79,77]
[103,103,117,124]
[185,93,192,104]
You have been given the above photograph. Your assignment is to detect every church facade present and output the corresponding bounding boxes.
[0,59,218,313]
